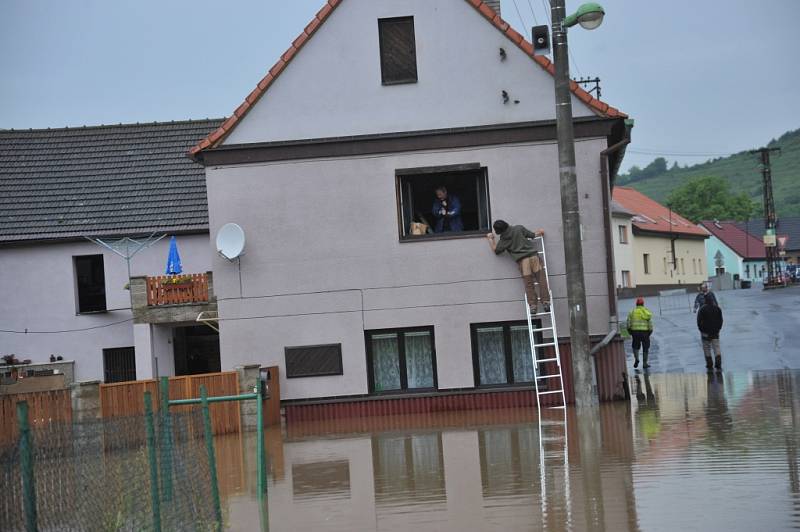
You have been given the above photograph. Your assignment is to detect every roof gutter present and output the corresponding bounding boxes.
[593,120,632,356]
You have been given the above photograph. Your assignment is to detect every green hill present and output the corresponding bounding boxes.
[617,128,800,217]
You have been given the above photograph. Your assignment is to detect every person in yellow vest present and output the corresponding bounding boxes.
[627,297,654,369]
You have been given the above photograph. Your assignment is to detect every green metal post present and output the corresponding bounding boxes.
[144,392,162,532]
[159,376,173,501]
[200,385,223,530]
[17,401,37,532]
[256,379,266,498]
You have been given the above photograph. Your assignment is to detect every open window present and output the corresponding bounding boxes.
[396,163,491,240]
[74,254,107,313]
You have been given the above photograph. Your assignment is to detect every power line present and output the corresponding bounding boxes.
[511,0,531,38]
[0,317,134,335]
[525,0,539,25]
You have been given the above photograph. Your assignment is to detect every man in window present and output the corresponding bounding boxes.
[486,220,550,312]
[431,186,463,232]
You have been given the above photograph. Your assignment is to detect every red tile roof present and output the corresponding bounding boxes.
[612,187,708,237]
[190,0,627,156]
[699,221,766,259]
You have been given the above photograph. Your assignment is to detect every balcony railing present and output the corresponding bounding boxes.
[146,273,209,306]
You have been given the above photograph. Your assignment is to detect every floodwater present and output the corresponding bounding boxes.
[212,371,800,531]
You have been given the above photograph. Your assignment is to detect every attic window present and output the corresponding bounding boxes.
[378,17,418,85]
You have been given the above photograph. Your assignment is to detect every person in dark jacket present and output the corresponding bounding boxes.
[431,186,463,233]
[693,282,718,312]
[697,297,724,371]
[486,219,550,312]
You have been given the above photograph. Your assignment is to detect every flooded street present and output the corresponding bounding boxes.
[214,370,800,531]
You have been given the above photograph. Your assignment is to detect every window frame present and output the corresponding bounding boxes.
[74,254,107,314]
[395,163,492,242]
[365,326,438,394]
[643,253,651,275]
[284,343,344,379]
[102,346,136,383]
[470,321,543,388]
[618,225,628,244]
[378,16,418,85]
[621,270,631,288]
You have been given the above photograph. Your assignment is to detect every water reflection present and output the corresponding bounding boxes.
[215,370,800,531]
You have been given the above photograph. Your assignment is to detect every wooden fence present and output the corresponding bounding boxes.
[146,273,209,306]
[99,371,241,435]
[0,389,72,444]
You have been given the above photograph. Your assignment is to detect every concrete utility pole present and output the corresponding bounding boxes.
[551,0,596,407]
[750,147,783,287]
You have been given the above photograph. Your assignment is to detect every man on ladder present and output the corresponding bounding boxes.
[486,219,550,312]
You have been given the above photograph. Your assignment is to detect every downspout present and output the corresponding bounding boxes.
[591,122,632,356]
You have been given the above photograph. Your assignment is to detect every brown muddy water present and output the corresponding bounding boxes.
[213,371,800,531]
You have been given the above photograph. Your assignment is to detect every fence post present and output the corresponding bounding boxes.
[200,385,223,529]
[17,401,37,532]
[159,377,173,502]
[144,392,162,532]
[257,378,266,498]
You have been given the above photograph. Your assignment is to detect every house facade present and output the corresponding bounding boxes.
[611,200,636,294]
[612,187,707,295]
[735,217,800,267]
[0,121,221,382]
[192,0,630,405]
[699,220,768,282]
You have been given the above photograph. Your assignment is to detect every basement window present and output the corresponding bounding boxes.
[74,254,107,313]
[378,17,418,85]
[396,164,491,240]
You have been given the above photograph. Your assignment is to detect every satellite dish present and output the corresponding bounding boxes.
[216,223,245,260]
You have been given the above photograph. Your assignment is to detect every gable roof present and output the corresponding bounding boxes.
[612,187,707,238]
[734,217,800,252]
[699,221,766,259]
[0,119,223,244]
[190,0,626,156]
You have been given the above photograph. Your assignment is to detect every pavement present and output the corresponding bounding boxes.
[618,284,800,373]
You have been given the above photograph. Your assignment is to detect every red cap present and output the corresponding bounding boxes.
[636,297,645,305]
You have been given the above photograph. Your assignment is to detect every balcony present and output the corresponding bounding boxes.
[130,271,216,324]
[146,273,209,306]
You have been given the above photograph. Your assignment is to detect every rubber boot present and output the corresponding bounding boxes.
[633,349,640,369]
[705,357,714,372]
[715,355,722,372]
[642,351,650,369]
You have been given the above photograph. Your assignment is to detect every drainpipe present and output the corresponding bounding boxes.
[592,124,632,356]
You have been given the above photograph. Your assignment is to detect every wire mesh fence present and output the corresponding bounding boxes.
[1,403,220,531]
[657,288,691,315]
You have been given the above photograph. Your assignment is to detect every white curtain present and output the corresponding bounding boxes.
[510,326,534,383]
[405,331,434,389]
[372,334,401,391]
[477,327,507,384]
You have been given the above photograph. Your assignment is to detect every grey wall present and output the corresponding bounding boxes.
[0,234,210,381]
[223,0,593,145]
[207,137,611,400]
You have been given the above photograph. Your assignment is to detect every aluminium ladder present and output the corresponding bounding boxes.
[525,235,572,529]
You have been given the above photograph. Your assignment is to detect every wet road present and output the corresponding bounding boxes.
[619,285,800,373]
[214,370,800,531]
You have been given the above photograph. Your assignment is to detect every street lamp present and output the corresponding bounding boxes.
[550,1,604,408]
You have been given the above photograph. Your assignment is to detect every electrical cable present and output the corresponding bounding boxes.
[525,0,539,25]
[511,0,531,38]
[0,317,134,335]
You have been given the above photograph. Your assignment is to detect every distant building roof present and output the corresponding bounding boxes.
[0,119,223,244]
[699,220,766,259]
[611,199,634,218]
[734,217,800,252]
[611,187,707,237]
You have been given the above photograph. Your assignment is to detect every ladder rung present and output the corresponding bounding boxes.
[532,327,553,332]
[536,374,561,380]
[533,312,552,317]
[535,357,559,363]
[535,342,557,347]
[543,452,566,458]
[541,436,565,442]
[539,420,566,426]
[548,405,567,409]
[538,390,563,395]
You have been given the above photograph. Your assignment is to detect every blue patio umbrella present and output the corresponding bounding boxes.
[165,236,183,275]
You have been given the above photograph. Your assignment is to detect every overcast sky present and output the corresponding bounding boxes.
[1,0,798,171]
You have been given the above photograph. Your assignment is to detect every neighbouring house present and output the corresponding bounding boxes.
[612,187,708,295]
[611,199,636,296]
[190,0,631,412]
[735,217,800,267]
[698,220,769,282]
[0,120,222,383]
